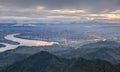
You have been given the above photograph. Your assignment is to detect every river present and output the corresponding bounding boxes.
[0,33,59,52]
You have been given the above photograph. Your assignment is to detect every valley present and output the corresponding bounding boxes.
[0,23,120,72]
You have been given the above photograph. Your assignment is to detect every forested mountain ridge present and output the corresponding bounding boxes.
[1,51,120,72]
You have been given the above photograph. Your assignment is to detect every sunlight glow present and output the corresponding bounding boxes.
[36,6,45,10]
[51,9,86,14]
[85,14,120,19]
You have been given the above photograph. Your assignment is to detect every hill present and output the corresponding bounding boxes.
[0,45,74,68]
[0,41,120,70]
[74,41,120,64]
[1,51,120,72]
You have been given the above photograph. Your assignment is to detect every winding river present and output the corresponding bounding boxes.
[0,33,59,52]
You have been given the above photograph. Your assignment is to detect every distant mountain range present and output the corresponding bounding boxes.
[0,21,119,27]
[1,51,120,72]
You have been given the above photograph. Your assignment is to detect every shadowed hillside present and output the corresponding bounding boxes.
[1,51,120,72]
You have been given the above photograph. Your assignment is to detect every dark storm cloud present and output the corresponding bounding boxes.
[0,0,120,10]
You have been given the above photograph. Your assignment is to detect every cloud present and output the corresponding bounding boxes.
[0,0,120,23]
[0,0,120,10]
[110,10,120,14]
[84,13,120,19]
[51,9,86,14]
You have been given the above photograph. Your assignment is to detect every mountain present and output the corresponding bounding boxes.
[1,51,68,72]
[80,41,120,48]
[0,45,74,68]
[0,41,120,71]
[1,51,120,72]
[0,41,120,69]
[113,64,120,72]
[74,41,120,64]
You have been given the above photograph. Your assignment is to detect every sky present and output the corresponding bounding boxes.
[0,0,120,23]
